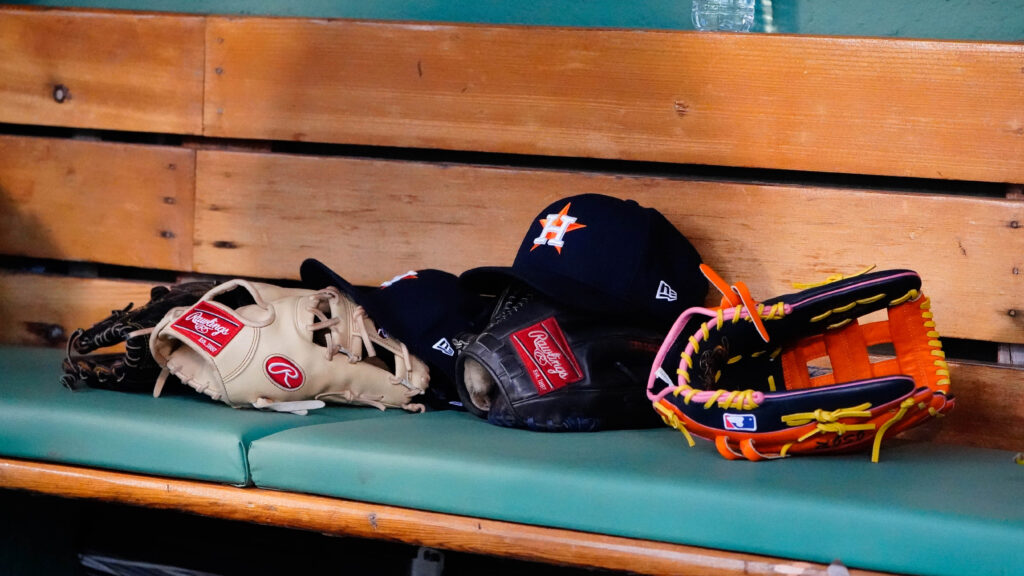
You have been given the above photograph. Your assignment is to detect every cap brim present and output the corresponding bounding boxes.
[299,258,373,304]
[461,265,634,321]
[459,266,521,296]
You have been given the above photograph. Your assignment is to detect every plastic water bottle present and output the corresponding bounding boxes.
[692,0,755,32]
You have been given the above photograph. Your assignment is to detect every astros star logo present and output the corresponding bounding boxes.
[531,202,586,253]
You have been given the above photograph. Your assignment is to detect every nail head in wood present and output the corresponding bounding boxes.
[52,84,70,103]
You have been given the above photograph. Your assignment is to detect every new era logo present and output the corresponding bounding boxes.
[432,338,455,357]
[656,280,677,302]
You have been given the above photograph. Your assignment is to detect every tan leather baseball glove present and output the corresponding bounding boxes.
[150,279,430,415]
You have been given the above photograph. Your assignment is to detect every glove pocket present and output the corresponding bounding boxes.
[150,299,262,405]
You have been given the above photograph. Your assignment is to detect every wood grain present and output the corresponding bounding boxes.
[0,458,893,576]
[0,135,194,270]
[194,150,1024,343]
[0,6,205,134]
[928,361,1024,452]
[0,272,165,347]
[205,17,1024,182]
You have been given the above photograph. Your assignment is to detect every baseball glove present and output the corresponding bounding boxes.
[61,281,216,392]
[455,282,664,431]
[149,279,430,415]
[647,266,954,462]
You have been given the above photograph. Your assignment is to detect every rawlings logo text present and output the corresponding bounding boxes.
[510,318,583,395]
[170,301,243,357]
[184,312,232,337]
[527,330,570,380]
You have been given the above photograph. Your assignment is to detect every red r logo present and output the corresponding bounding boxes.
[264,355,304,390]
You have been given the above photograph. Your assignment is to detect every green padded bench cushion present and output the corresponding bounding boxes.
[249,410,1023,576]
[0,346,399,485]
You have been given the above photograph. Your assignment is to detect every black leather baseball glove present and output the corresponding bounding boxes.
[61,280,216,392]
[455,282,664,431]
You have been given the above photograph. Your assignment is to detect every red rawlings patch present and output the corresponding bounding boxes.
[510,317,583,395]
[264,355,304,390]
[171,301,243,357]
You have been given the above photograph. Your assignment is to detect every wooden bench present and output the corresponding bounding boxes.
[1,5,1022,575]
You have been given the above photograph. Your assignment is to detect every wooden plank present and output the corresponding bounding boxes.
[0,272,163,347]
[887,360,1024,453]
[0,458,892,576]
[0,135,194,270]
[194,150,1024,344]
[0,6,204,134]
[927,361,1024,452]
[205,17,1024,183]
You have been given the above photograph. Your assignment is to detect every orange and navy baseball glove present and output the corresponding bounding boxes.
[647,266,954,462]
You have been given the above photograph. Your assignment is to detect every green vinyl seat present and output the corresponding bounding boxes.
[0,346,400,485]
[248,409,1023,576]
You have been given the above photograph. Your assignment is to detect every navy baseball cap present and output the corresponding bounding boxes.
[300,259,491,392]
[461,194,707,330]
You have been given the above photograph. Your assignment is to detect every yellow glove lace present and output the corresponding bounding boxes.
[781,403,877,443]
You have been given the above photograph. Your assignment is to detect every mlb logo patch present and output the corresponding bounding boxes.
[723,413,757,431]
